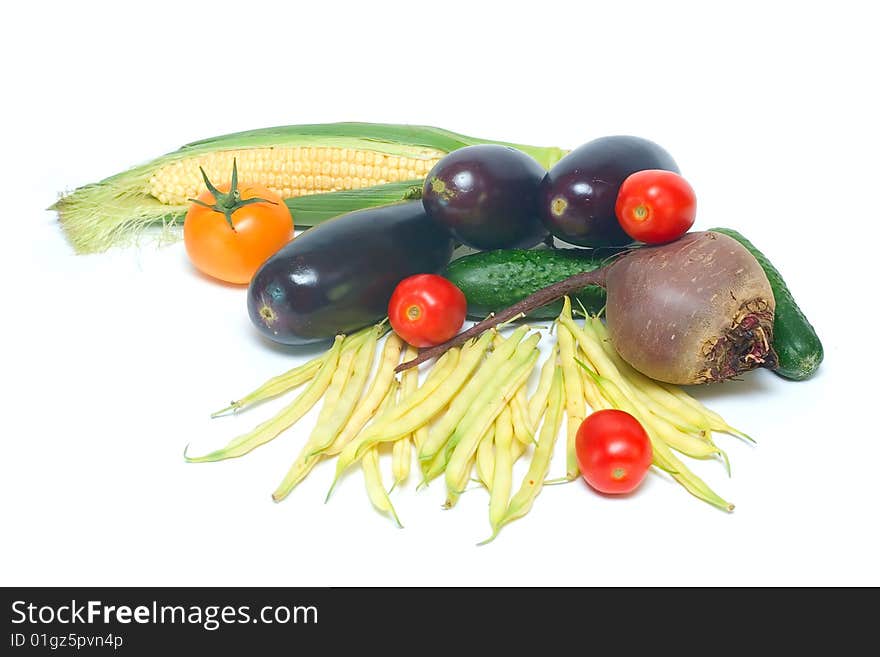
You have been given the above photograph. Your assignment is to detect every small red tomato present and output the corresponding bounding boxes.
[388,274,467,348]
[615,169,696,244]
[575,409,653,495]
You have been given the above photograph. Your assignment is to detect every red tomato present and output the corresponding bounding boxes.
[615,170,696,244]
[388,274,467,348]
[575,409,653,494]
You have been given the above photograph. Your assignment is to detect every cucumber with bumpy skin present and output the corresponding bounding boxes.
[709,228,823,381]
[445,248,611,320]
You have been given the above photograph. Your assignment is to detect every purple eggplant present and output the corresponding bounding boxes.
[248,201,454,345]
[540,136,679,247]
[422,145,547,250]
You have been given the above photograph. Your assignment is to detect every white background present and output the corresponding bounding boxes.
[1,1,877,586]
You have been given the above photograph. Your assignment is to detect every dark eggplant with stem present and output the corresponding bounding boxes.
[249,201,454,345]
[398,231,777,385]
[539,135,679,247]
[422,144,548,250]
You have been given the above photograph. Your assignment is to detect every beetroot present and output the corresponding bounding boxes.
[397,232,777,385]
[603,232,776,384]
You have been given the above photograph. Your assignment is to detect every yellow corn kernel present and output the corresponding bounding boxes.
[147,146,442,205]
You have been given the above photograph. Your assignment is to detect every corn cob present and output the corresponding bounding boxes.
[149,146,438,204]
[52,122,567,254]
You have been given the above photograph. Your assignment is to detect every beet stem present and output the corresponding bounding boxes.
[395,268,608,372]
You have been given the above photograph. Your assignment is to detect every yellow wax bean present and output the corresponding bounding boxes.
[377,345,461,424]
[340,324,382,352]
[412,424,428,452]
[441,331,540,465]
[356,336,491,453]
[444,340,540,508]
[388,383,412,488]
[488,405,515,533]
[209,325,374,418]
[509,345,553,470]
[441,454,476,509]
[186,336,344,463]
[390,345,421,488]
[615,377,712,441]
[210,357,324,418]
[644,411,724,462]
[419,432,455,486]
[593,359,722,461]
[510,385,535,446]
[580,317,707,435]
[475,423,496,491]
[305,326,381,454]
[658,381,752,441]
[586,316,712,432]
[572,315,708,446]
[567,326,609,412]
[362,446,402,528]
[271,329,377,502]
[419,448,447,487]
[558,298,586,480]
[585,316,748,440]
[483,367,564,543]
[580,363,733,512]
[420,326,529,462]
[650,433,734,512]
[568,318,724,463]
[372,378,400,423]
[324,333,404,456]
[581,363,611,412]
[328,331,494,499]
[360,383,402,525]
[580,347,723,462]
[511,440,527,463]
[400,344,421,400]
[529,348,557,426]
[560,313,641,401]
[392,435,412,488]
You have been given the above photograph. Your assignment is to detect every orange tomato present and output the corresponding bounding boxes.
[183,178,293,285]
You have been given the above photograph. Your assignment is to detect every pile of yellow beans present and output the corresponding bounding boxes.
[187,298,747,541]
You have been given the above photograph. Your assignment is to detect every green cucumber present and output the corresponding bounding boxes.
[710,228,823,380]
[445,248,610,320]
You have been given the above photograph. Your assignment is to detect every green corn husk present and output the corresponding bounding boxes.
[51,122,568,254]
[284,180,424,227]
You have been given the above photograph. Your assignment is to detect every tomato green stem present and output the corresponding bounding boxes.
[187,158,277,230]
